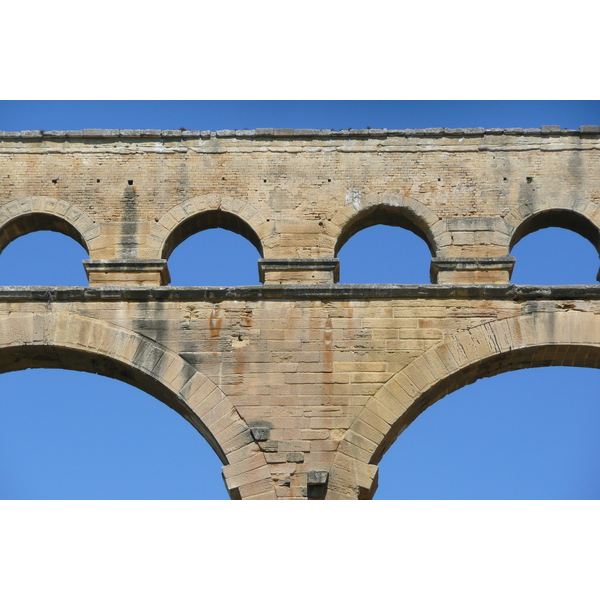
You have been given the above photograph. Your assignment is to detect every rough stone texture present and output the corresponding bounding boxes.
[0,128,599,499]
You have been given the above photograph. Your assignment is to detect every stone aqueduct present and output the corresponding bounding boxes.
[0,126,599,499]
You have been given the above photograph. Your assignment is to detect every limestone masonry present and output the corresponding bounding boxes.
[1,127,599,498]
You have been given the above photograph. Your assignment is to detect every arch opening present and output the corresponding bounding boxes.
[0,368,228,499]
[0,343,226,465]
[168,228,262,286]
[375,344,600,467]
[376,365,600,499]
[510,209,600,252]
[335,205,435,257]
[510,226,600,284]
[336,223,432,284]
[0,213,89,254]
[0,230,89,285]
[161,210,264,261]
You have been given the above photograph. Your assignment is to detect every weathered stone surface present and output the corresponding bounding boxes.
[0,127,599,499]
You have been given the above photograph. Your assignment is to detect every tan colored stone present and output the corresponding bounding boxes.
[0,128,598,498]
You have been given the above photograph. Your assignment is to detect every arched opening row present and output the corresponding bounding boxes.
[0,209,598,285]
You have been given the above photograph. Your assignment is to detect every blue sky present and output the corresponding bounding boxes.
[0,100,599,501]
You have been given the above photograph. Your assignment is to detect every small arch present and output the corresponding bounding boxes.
[334,204,437,257]
[169,228,262,286]
[0,212,89,254]
[509,209,600,253]
[511,227,600,284]
[0,197,99,254]
[161,210,264,260]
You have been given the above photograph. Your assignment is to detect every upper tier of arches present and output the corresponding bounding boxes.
[0,193,598,285]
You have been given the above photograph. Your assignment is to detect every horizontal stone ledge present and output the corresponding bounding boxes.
[83,259,170,271]
[431,256,516,271]
[0,284,599,302]
[0,127,597,140]
[0,129,213,140]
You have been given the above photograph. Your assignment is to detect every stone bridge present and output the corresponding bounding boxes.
[1,126,599,499]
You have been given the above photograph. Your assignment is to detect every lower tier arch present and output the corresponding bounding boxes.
[330,310,600,499]
[0,311,272,499]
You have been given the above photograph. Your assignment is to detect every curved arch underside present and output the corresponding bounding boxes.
[0,343,196,423]
[331,311,600,499]
[0,341,230,465]
[376,343,600,464]
[0,197,101,255]
[0,311,267,488]
[161,210,264,260]
[510,209,600,252]
[0,212,89,254]
[335,204,436,256]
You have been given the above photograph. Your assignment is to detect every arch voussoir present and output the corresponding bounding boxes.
[0,310,271,499]
[330,194,442,257]
[332,310,600,498]
[328,453,379,500]
[0,196,97,253]
[351,416,386,447]
[155,195,269,260]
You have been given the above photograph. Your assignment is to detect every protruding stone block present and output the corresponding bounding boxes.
[541,125,562,133]
[250,427,270,441]
[84,259,170,286]
[430,256,515,284]
[259,258,340,284]
[307,470,329,500]
[307,470,329,485]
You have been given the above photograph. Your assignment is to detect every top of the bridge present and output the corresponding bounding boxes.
[0,126,599,139]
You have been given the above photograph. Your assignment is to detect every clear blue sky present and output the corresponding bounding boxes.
[0,100,599,500]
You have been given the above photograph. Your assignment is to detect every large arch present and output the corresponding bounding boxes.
[329,310,600,499]
[0,197,101,254]
[0,311,273,499]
